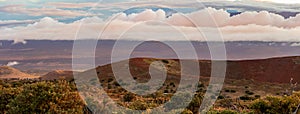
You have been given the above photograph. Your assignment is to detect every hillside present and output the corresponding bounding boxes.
[91,56,300,83]
[224,56,300,83]
[0,66,39,79]
[2,56,299,83]
[73,56,300,113]
[42,70,76,81]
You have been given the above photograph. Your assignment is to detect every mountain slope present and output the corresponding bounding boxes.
[0,66,39,79]
[87,56,300,84]
[42,70,76,81]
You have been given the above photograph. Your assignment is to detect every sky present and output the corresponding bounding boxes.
[0,0,300,42]
[257,0,300,4]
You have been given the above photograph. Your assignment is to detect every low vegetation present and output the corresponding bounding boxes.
[1,78,300,114]
[0,80,85,114]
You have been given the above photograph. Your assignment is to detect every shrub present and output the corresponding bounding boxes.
[225,89,236,93]
[162,60,169,64]
[207,110,239,114]
[240,95,254,101]
[128,100,148,110]
[170,82,176,87]
[225,89,230,92]
[250,100,270,114]
[219,110,239,114]
[123,93,135,102]
[7,80,85,113]
[250,92,300,114]
[0,87,21,113]
[218,95,225,99]
[107,78,114,83]
[187,93,203,113]
[230,90,236,93]
[181,109,193,114]
[197,83,205,88]
[245,90,254,95]
[254,95,261,99]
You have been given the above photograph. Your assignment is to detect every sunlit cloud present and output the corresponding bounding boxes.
[291,43,300,47]
[256,0,300,4]
[0,8,299,42]
[0,0,299,42]
[6,61,20,67]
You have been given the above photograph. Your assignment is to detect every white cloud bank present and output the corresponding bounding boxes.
[1,8,300,42]
[0,19,36,26]
[291,43,300,47]
[6,61,20,67]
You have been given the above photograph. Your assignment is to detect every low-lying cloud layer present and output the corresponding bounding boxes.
[1,8,300,42]
[6,61,19,67]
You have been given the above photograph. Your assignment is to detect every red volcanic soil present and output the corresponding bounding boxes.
[42,70,76,81]
[224,57,300,83]
[196,56,300,83]
[94,56,300,84]
[95,58,180,83]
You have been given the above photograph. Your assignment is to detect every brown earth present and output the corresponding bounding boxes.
[3,56,300,84]
[42,70,76,81]
[75,57,300,105]
[224,56,300,83]
[93,56,300,84]
[0,66,39,79]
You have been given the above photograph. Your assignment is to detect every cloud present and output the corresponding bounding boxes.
[256,0,300,4]
[165,8,300,28]
[6,61,20,67]
[115,7,300,28]
[13,39,27,44]
[116,9,166,22]
[0,16,103,40]
[291,43,300,47]
[47,2,97,8]
[0,5,98,17]
[0,19,36,27]
[46,1,300,13]
[0,8,300,42]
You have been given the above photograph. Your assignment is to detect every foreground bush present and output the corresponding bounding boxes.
[2,79,300,114]
[250,92,300,114]
[0,87,21,113]
[207,110,239,114]
[6,80,85,113]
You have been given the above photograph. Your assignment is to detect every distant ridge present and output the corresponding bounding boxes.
[42,70,76,81]
[85,56,300,84]
[0,66,39,79]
